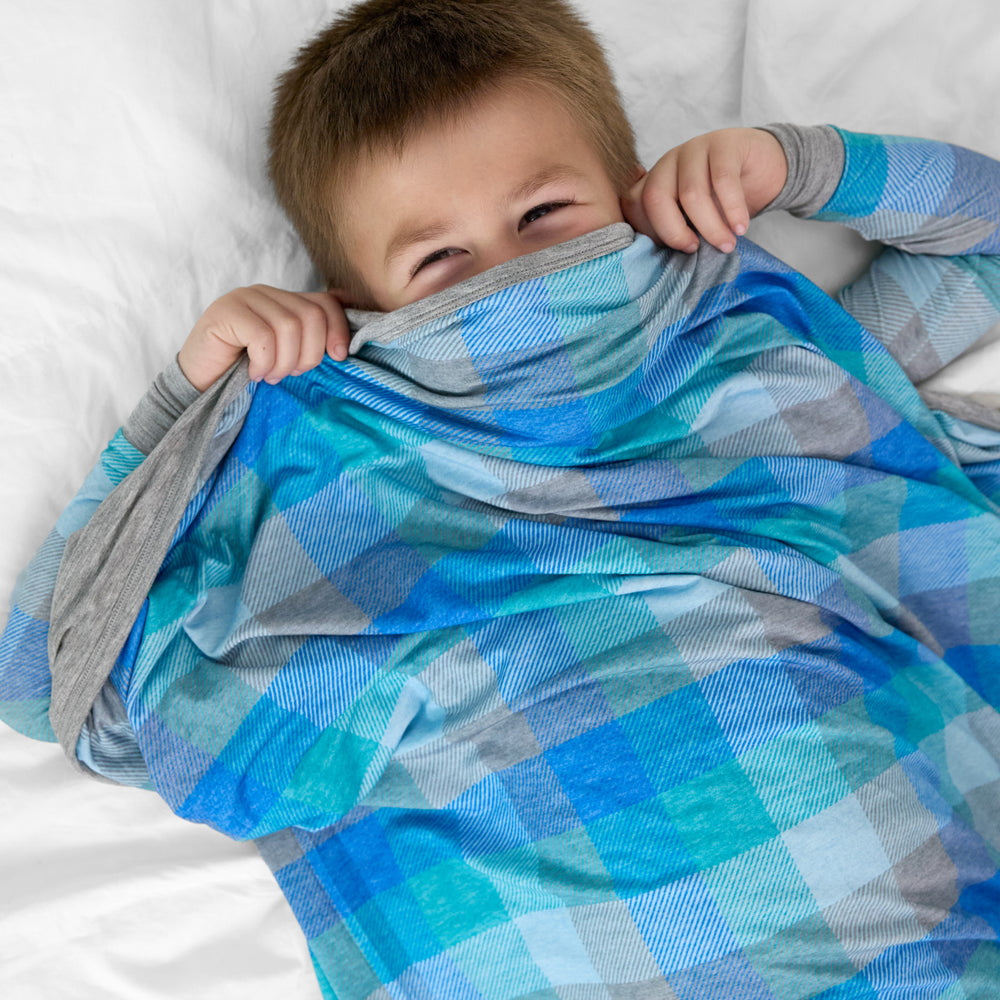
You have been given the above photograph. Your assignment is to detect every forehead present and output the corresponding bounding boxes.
[339,79,607,221]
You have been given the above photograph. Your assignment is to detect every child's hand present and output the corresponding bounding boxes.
[621,127,788,254]
[177,285,351,392]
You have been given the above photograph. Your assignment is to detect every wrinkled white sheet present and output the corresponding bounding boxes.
[2,1,998,997]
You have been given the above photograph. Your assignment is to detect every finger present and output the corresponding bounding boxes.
[707,144,750,238]
[240,287,307,383]
[286,295,332,374]
[675,143,738,253]
[634,158,701,253]
[220,308,277,383]
[305,290,351,362]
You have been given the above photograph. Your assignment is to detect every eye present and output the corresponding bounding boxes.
[519,200,574,230]
[412,246,464,277]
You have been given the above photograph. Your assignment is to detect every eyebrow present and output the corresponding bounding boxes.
[384,222,453,269]
[505,163,582,206]
[383,163,584,268]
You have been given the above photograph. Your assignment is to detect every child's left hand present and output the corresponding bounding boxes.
[621,127,788,254]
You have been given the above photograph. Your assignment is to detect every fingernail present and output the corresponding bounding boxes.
[720,241,735,254]
[685,241,699,254]
[734,223,746,236]
[290,369,303,376]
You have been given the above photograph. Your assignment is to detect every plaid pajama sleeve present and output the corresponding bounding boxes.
[2,128,1000,999]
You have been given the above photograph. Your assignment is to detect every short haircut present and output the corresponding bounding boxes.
[267,0,638,300]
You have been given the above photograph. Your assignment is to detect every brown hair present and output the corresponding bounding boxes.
[267,0,638,300]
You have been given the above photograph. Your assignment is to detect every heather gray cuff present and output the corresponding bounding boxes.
[760,124,845,217]
[122,358,203,456]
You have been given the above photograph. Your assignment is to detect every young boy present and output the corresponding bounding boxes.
[4,1,1000,998]
[174,0,787,393]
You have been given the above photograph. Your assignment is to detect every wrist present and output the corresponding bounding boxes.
[748,128,789,217]
[757,124,845,217]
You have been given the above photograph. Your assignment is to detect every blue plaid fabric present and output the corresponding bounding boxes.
[3,129,1000,998]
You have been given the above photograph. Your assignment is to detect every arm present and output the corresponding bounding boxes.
[0,428,147,742]
[0,360,207,742]
[766,124,1000,256]
[0,284,352,743]
[622,122,1000,258]
[773,125,1000,380]
[625,124,1000,382]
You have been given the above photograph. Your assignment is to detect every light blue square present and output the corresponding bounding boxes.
[781,794,891,909]
[514,907,602,987]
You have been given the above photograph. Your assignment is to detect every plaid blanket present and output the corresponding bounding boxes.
[3,128,1000,998]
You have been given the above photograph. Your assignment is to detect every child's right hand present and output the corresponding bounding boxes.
[177,285,351,392]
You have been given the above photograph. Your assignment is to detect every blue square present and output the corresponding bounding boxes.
[700,658,811,758]
[270,853,342,940]
[781,633,865,721]
[136,712,215,812]
[373,564,484,633]
[372,882,445,967]
[338,813,406,898]
[381,806,465,878]
[521,673,614,751]
[473,608,580,712]
[179,756,280,838]
[620,682,730,791]
[901,586,970,651]
[219,693,321,792]
[898,521,967,597]
[587,797,694,897]
[230,380,305,468]
[387,950,482,1000]
[312,834,381,917]
[544,720,656,822]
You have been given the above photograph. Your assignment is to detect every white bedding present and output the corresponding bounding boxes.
[2,1,998,996]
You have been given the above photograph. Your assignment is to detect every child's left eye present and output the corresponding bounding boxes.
[519,201,573,229]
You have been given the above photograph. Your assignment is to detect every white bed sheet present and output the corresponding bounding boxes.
[2,1,998,997]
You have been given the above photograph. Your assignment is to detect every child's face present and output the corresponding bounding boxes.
[339,80,628,311]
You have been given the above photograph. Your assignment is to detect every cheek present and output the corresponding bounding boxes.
[566,200,626,237]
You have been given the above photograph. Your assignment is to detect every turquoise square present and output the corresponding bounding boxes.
[660,760,779,869]
[408,857,510,949]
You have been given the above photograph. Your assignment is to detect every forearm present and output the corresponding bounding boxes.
[122,357,203,455]
[0,360,200,742]
[765,124,1000,256]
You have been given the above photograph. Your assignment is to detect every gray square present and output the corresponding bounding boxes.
[570,899,663,984]
[891,834,959,930]
[821,869,924,970]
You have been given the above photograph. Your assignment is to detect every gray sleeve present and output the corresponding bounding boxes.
[121,358,203,456]
[759,123,845,217]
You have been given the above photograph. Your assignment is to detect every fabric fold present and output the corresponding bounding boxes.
[4,128,1000,998]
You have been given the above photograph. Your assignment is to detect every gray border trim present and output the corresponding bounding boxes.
[48,361,251,768]
[44,224,637,769]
